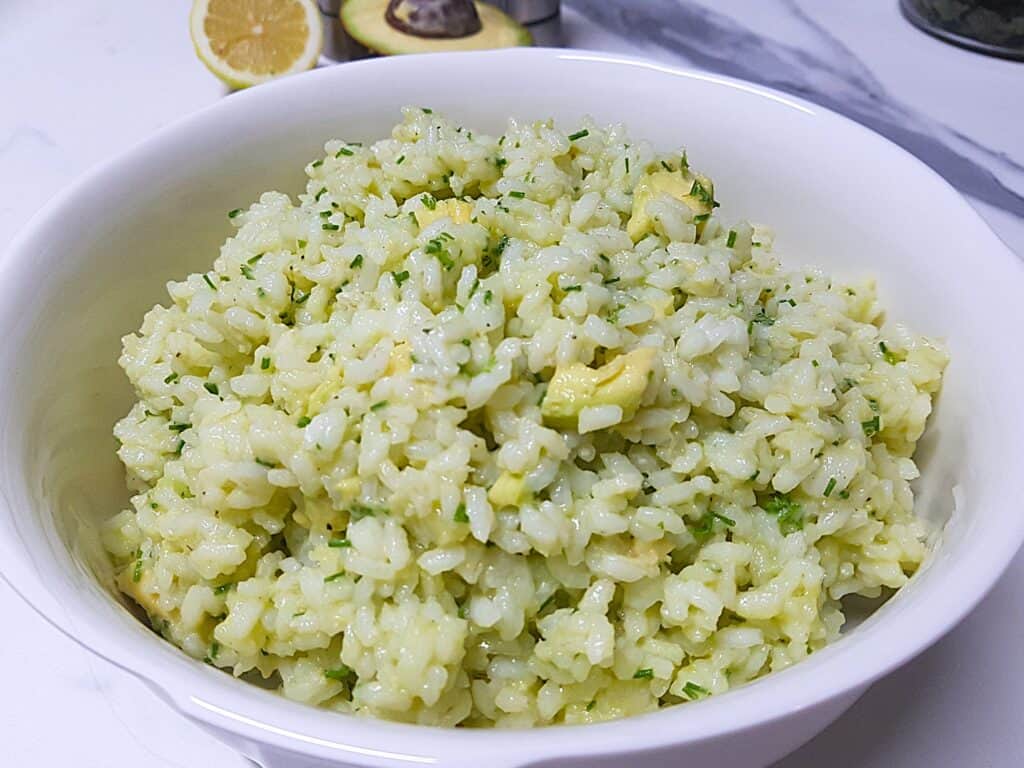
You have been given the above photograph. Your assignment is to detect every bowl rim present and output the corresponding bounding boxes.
[2,46,1023,767]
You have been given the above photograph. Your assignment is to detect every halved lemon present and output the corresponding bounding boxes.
[190,0,323,89]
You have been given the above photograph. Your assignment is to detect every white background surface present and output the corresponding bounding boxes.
[2,1,1022,766]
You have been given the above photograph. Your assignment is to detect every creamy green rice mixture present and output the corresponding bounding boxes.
[103,108,947,726]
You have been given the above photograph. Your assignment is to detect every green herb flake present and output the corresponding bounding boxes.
[603,277,620,285]
[508,190,526,199]
[322,222,340,231]
[660,160,673,172]
[323,571,346,583]
[257,287,267,298]
[315,187,327,201]
[163,372,178,384]
[370,400,388,411]
[421,107,433,114]
[484,289,493,305]
[392,270,410,286]
[324,665,355,681]
[764,493,803,534]
[349,254,364,269]
[202,274,217,291]
[297,416,311,428]
[838,489,851,500]
[336,147,354,157]
[173,439,185,456]
[228,208,243,219]
[420,193,437,210]
[132,550,144,582]
[879,341,900,365]
[240,265,254,280]
[209,641,221,660]
[328,537,352,548]
[568,129,590,141]
[254,457,275,468]
[710,510,736,527]
[625,157,630,173]
[168,423,189,433]
[454,503,469,523]
[260,357,271,370]
[203,382,219,395]
[395,154,406,165]
[681,681,709,700]
[586,700,597,712]
[349,505,378,521]
[824,478,837,497]
[861,415,881,437]
[633,668,654,680]
[680,151,689,171]
[247,253,263,265]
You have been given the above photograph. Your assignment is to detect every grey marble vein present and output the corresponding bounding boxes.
[565,0,1024,217]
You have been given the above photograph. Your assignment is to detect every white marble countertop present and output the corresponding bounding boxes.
[2,1,1022,766]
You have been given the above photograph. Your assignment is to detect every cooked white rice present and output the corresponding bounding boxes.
[103,108,948,727]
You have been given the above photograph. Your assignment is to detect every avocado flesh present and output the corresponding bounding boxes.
[342,0,531,54]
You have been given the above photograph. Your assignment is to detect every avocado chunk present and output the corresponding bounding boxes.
[627,171,716,241]
[386,0,481,38]
[414,198,474,227]
[541,347,657,429]
[342,0,531,55]
[488,472,530,508]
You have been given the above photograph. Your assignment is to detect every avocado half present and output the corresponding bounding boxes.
[341,0,531,55]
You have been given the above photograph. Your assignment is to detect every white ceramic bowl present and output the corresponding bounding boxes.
[1,49,1023,768]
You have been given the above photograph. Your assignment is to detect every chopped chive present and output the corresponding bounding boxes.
[710,510,736,526]
[164,372,179,384]
[240,265,254,280]
[392,270,410,286]
[247,253,263,264]
[311,159,323,168]
[294,290,310,305]
[297,416,311,428]
[323,571,346,583]
[322,222,340,231]
[420,193,437,210]
[132,550,143,583]
[752,241,762,247]
[632,668,654,680]
[324,665,355,681]
[823,477,837,497]
[603,277,620,285]
[563,284,582,292]
[454,503,469,523]
[209,641,220,660]
[660,160,673,172]
[203,382,219,395]
[168,423,189,433]
[568,129,590,141]
[315,187,327,201]
[336,147,354,157]
[370,401,388,411]
[396,155,405,165]
[261,357,270,370]
[228,208,242,219]
[681,681,709,700]
[586,700,597,711]
[254,457,275,468]
[879,341,899,365]
[693,213,710,223]
[838,489,851,500]
[421,107,433,114]
[508,190,526,199]
[861,415,880,437]
[484,290,493,305]
[328,537,352,548]
[319,210,332,218]
[173,439,185,456]
[680,151,689,171]
[349,504,378,521]
[349,254,364,269]
[625,157,630,173]
[812,360,820,367]
[257,287,266,298]
[202,274,217,290]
